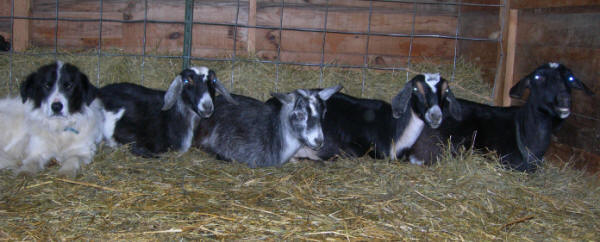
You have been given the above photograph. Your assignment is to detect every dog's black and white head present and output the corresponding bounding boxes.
[392,73,461,128]
[510,62,594,119]
[20,61,97,118]
[272,85,343,149]
[162,66,237,118]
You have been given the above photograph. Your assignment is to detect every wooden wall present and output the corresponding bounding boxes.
[0,0,502,81]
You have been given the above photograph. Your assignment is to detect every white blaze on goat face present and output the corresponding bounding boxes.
[424,73,441,93]
[190,66,210,81]
[549,62,559,69]
[197,92,213,115]
[309,97,319,118]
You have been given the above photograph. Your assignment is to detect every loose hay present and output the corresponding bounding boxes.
[1,50,598,240]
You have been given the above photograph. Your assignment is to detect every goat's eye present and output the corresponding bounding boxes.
[413,87,418,92]
[183,78,190,84]
[534,75,541,80]
[63,82,72,89]
[44,82,52,90]
[568,76,574,82]
[445,89,449,93]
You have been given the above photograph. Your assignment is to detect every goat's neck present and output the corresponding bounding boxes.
[278,109,301,164]
[390,108,425,159]
[171,99,199,151]
[515,102,556,157]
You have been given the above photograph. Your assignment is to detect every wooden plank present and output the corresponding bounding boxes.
[500,9,518,106]
[247,0,256,53]
[510,0,600,9]
[493,1,509,105]
[13,0,31,51]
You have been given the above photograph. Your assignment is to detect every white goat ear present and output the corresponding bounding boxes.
[271,92,294,104]
[318,84,343,101]
[162,75,183,111]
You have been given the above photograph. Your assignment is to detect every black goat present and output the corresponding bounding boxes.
[99,66,237,157]
[194,85,343,168]
[409,63,594,172]
[291,74,462,161]
[0,35,9,51]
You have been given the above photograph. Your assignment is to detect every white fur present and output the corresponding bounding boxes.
[197,92,212,114]
[390,110,425,160]
[303,126,323,148]
[549,62,559,68]
[0,97,106,176]
[294,146,322,161]
[102,108,125,147]
[409,155,424,165]
[279,103,303,164]
[424,73,441,93]
[191,66,210,81]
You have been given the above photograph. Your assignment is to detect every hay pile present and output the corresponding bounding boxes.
[1,50,598,240]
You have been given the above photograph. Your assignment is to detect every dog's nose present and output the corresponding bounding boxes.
[51,102,63,113]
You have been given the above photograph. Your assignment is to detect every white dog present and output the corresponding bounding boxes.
[0,61,120,176]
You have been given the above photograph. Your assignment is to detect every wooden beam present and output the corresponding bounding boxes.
[501,9,519,106]
[247,0,256,54]
[13,0,31,51]
[510,0,600,9]
[493,0,510,105]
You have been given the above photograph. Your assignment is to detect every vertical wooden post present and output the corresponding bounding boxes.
[501,9,519,106]
[247,0,256,54]
[13,0,31,51]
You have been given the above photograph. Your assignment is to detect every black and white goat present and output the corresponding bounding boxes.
[194,85,343,168]
[409,63,594,172]
[99,66,237,157]
[292,73,462,161]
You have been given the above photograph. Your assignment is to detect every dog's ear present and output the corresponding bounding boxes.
[20,72,37,103]
[79,71,97,105]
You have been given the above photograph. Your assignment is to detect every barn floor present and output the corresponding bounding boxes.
[0,50,599,240]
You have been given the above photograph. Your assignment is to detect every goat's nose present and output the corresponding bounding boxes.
[202,102,214,113]
[51,102,63,113]
[314,137,324,148]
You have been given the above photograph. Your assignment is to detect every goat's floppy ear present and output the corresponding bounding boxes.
[318,84,343,101]
[20,72,36,103]
[569,78,595,96]
[391,81,413,118]
[212,77,239,105]
[271,92,294,104]
[162,75,184,111]
[444,86,462,121]
[509,75,531,98]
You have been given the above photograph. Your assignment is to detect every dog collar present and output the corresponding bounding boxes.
[64,126,80,134]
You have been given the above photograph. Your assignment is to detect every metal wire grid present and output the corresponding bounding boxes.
[1,0,505,97]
